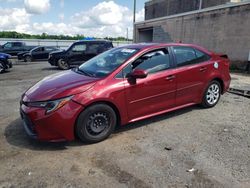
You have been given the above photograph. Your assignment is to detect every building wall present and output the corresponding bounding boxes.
[136,2,250,68]
[145,0,231,20]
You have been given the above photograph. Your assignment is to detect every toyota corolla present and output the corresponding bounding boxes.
[20,43,231,143]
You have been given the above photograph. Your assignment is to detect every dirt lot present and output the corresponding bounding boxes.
[0,61,249,188]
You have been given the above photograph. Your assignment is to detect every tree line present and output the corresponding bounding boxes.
[0,31,131,41]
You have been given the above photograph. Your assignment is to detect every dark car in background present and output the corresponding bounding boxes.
[0,52,12,73]
[17,46,59,62]
[0,42,36,56]
[48,40,113,70]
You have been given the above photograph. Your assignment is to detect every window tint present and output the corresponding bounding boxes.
[4,43,12,49]
[87,44,100,54]
[45,47,55,51]
[173,46,210,67]
[118,49,170,78]
[71,44,86,52]
[78,48,139,78]
[133,49,170,74]
[33,47,41,52]
[105,42,113,49]
[194,49,210,62]
[13,42,22,47]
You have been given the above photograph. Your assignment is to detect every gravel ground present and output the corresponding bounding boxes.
[0,61,249,188]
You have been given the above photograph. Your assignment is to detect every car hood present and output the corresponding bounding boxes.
[50,50,65,56]
[24,70,99,102]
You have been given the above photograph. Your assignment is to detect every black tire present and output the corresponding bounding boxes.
[57,59,69,70]
[76,104,117,143]
[24,55,32,62]
[201,80,221,108]
[0,61,5,73]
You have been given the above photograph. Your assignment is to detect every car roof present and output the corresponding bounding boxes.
[75,40,112,44]
[119,43,212,55]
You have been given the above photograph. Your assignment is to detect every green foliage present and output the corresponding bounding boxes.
[0,31,85,40]
[0,31,131,41]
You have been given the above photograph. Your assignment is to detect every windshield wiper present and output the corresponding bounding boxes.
[76,67,95,77]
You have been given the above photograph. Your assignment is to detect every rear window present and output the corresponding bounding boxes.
[173,46,210,67]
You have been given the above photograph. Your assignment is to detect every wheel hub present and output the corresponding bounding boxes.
[87,112,109,134]
[206,84,219,105]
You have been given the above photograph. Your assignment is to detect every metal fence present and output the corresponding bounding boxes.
[0,38,132,49]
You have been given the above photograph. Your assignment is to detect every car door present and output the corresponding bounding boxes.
[124,48,176,121]
[171,46,212,106]
[42,47,53,59]
[68,43,87,65]
[32,47,44,59]
[12,42,23,54]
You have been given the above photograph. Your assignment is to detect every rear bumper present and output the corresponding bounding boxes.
[223,74,231,94]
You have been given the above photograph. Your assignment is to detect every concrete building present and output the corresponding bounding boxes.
[135,0,250,68]
[145,0,232,20]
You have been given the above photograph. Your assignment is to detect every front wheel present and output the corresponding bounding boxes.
[201,80,221,108]
[76,104,117,143]
[0,62,5,73]
[57,59,69,70]
[24,55,32,62]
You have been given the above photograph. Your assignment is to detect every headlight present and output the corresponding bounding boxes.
[27,96,73,114]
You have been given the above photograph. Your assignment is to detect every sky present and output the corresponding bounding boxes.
[0,0,146,38]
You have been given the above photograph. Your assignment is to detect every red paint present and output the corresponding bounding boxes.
[20,43,231,141]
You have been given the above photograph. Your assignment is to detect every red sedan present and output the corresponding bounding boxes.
[20,43,231,143]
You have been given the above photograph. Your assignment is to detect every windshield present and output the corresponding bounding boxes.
[78,47,139,78]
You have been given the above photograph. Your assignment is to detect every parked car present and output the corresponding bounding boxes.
[0,52,12,73]
[0,42,37,56]
[48,40,113,70]
[20,43,231,143]
[17,46,59,62]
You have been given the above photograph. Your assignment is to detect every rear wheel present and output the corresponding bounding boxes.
[24,55,32,62]
[58,59,69,70]
[76,104,117,143]
[201,80,221,108]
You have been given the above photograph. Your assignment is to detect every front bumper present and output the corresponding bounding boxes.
[7,59,12,69]
[20,100,84,142]
[1,59,12,70]
[48,58,57,66]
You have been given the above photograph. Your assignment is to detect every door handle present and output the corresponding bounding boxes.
[166,75,176,81]
[199,67,207,72]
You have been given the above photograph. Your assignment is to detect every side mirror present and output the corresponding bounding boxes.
[127,69,148,79]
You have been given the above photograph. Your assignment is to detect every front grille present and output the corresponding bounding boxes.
[20,111,37,137]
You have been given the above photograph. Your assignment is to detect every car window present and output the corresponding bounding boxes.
[13,42,22,47]
[45,47,55,51]
[105,42,113,49]
[78,48,139,78]
[71,44,87,52]
[87,44,100,54]
[134,50,170,74]
[118,49,170,78]
[33,48,40,52]
[194,49,210,62]
[3,43,12,49]
[173,46,210,67]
